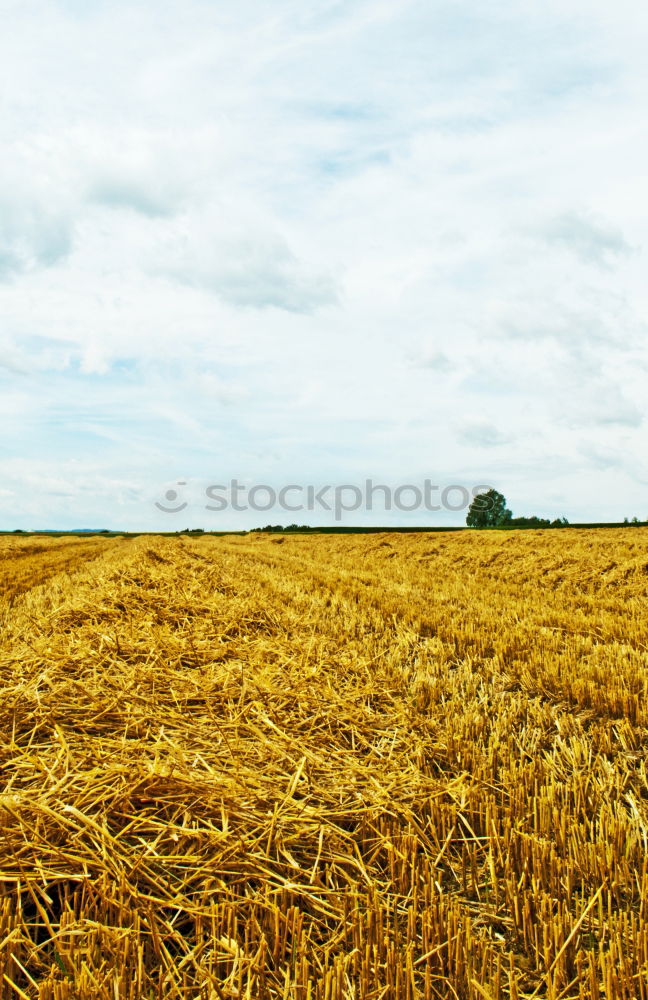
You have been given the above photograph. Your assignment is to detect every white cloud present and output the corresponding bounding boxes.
[150,211,339,312]
[540,212,633,267]
[1,0,648,526]
[458,421,513,448]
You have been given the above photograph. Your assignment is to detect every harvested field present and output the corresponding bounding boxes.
[0,529,647,999]
[0,536,125,605]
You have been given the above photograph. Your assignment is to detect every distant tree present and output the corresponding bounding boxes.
[466,489,512,528]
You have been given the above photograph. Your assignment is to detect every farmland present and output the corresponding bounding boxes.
[0,530,647,999]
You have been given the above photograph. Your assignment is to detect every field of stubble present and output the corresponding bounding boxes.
[0,529,647,1000]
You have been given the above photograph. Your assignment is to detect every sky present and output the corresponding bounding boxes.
[1,0,647,529]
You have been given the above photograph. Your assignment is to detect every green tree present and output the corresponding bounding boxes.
[466,489,512,528]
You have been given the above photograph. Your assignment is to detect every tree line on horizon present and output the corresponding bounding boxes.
[465,489,569,528]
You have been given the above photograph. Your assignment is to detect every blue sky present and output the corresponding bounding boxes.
[1,0,647,528]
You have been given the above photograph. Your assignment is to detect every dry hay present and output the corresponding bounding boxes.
[0,530,647,998]
[0,536,121,605]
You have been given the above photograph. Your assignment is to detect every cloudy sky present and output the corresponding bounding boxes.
[2,0,647,529]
